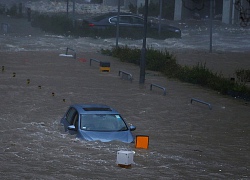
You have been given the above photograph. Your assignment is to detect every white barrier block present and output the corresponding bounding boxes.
[59,54,73,57]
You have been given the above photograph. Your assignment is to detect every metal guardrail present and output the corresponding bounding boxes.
[89,59,110,72]
[118,70,133,82]
[89,58,100,66]
[65,47,76,59]
[191,98,212,110]
[150,83,166,96]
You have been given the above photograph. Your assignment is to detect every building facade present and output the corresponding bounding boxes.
[103,0,249,25]
[174,0,249,24]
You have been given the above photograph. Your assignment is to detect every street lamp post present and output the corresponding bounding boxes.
[116,0,121,48]
[66,0,69,17]
[158,0,162,35]
[72,0,76,28]
[209,0,214,53]
[139,0,149,84]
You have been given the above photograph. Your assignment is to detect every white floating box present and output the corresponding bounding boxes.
[59,54,73,57]
[116,150,134,167]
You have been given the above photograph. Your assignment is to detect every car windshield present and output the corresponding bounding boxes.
[80,114,128,131]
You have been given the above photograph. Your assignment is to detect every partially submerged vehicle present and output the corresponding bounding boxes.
[61,104,136,143]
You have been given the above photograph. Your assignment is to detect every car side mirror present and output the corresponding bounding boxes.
[68,125,76,131]
[130,125,136,131]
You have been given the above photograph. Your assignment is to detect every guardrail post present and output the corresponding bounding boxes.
[89,59,110,72]
[118,70,133,82]
[190,98,212,110]
[89,58,100,66]
[65,47,76,59]
[150,83,166,96]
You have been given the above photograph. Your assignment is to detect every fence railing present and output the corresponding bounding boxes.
[89,58,100,66]
[191,98,212,110]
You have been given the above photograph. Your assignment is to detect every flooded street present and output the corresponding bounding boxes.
[0,15,250,179]
[1,18,250,53]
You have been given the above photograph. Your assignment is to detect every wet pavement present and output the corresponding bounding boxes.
[0,15,250,179]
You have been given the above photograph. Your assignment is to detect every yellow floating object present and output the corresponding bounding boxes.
[99,67,110,72]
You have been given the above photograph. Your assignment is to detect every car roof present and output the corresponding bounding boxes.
[91,12,142,21]
[71,104,119,115]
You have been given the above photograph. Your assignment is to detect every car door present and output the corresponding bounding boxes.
[115,15,135,37]
[69,111,79,135]
[109,16,130,26]
[61,107,77,132]
[119,15,132,27]
[130,16,144,28]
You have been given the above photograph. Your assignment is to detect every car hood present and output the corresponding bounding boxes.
[78,130,134,143]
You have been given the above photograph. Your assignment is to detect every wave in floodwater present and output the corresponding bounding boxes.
[0,116,216,179]
[1,27,250,53]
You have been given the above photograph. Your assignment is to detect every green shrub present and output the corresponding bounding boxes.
[209,75,236,94]
[104,46,178,69]
[103,46,250,101]
[106,46,141,64]
[235,69,250,85]
[144,48,181,77]
[177,63,216,86]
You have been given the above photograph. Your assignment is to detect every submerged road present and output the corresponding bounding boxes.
[0,15,249,179]
[0,50,249,179]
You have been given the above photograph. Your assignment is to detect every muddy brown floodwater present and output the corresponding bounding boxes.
[0,15,250,179]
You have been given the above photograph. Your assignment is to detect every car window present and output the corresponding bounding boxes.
[80,114,128,131]
[119,16,131,24]
[72,112,79,129]
[131,16,144,24]
[110,16,131,24]
[65,107,77,124]
[93,13,117,21]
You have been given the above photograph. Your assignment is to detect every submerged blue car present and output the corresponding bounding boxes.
[60,104,136,143]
